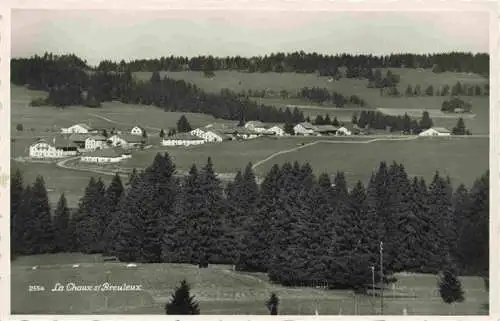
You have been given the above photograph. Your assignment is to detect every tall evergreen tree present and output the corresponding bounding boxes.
[102,174,125,256]
[11,169,24,257]
[53,193,70,252]
[419,111,433,130]
[28,176,55,254]
[165,280,200,315]
[15,184,33,255]
[266,293,280,315]
[438,257,465,312]
[176,115,192,133]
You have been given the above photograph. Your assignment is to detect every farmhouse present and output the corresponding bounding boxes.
[61,123,93,134]
[162,133,206,146]
[29,137,79,159]
[419,127,451,137]
[69,134,108,150]
[223,127,259,140]
[314,125,338,136]
[244,121,269,133]
[80,148,131,163]
[107,134,145,149]
[190,128,206,137]
[336,126,353,136]
[294,122,317,135]
[130,126,145,136]
[267,125,285,136]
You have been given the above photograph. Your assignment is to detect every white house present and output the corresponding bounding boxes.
[200,130,226,143]
[161,133,206,146]
[223,127,259,140]
[130,126,145,136]
[61,123,93,134]
[84,135,108,150]
[29,137,79,159]
[244,121,268,133]
[80,148,130,163]
[419,127,451,137]
[294,122,317,135]
[107,134,145,149]
[336,126,352,136]
[267,125,285,136]
[190,128,205,137]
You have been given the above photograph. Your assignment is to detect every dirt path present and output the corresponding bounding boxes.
[252,136,419,170]
[87,112,162,131]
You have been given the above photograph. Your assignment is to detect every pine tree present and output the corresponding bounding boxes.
[159,129,165,138]
[53,193,70,252]
[266,293,279,315]
[165,280,200,315]
[438,257,465,311]
[452,118,467,135]
[102,174,125,256]
[11,169,24,258]
[74,177,108,253]
[29,176,55,254]
[177,115,192,133]
[15,184,33,255]
[419,111,433,130]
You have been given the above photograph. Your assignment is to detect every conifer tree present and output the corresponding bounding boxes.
[11,169,24,257]
[15,184,33,255]
[452,118,467,135]
[102,174,125,255]
[266,293,279,315]
[236,164,280,272]
[176,115,192,133]
[438,257,465,312]
[165,280,200,315]
[75,177,107,253]
[419,111,433,130]
[53,193,70,252]
[159,129,165,138]
[29,176,55,254]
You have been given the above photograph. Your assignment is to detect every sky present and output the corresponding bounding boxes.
[11,9,490,66]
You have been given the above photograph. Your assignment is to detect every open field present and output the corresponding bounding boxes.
[133,70,489,134]
[11,161,112,209]
[11,253,488,315]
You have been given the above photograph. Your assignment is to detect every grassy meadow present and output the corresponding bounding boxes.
[133,69,489,134]
[11,253,488,315]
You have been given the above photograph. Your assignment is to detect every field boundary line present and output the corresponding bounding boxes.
[87,112,162,131]
[252,136,419,170]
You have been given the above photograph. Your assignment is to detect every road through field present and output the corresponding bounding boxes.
[87,112,162,131]
[251,136,420,170]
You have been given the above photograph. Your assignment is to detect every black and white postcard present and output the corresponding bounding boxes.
[2,0,497,318]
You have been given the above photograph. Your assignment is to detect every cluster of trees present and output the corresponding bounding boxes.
[366,69,400,88]
[312,114,342,126]
[11,153,488,292]
[441,98,473,113]
[353,110,434,134]
[298,87,367,107]
[14,55,356,125]
[451,118,471,136]
[402,82,488,98]
[90,52,489,76]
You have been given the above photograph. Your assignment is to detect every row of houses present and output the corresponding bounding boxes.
[61,123,146,136]
[293,122,356,136]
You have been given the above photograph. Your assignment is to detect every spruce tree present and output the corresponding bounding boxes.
[177,115,192,133]
[419,111,433,130]
[266,293,279,315]
[53,193,70,252]
[102,174,125,255]
[452,118,467,135]
[29,176,55,254]
[165,280,200,315]
[236,164,280,272]
[438,257,465,310]
[75,177,107,253]
[16,184,33,255]
[11,169,24,257]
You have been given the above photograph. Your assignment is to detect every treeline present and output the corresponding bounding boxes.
[11,155,489,290]
[298,87,367,107]
[441,98,472,113]
[91,51,489,76]
[12,54,317,124]
[354,110,434,134]
[382,81,489,98]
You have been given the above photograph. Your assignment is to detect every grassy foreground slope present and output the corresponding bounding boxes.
[11,253,488,315]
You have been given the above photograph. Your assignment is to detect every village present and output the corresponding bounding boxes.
[26,119,381,164]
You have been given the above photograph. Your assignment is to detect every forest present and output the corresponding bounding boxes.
[11,154,489,291]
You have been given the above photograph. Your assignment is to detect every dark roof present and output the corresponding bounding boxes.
[83,148,125,158]
[164,133,205,141]
[110,134,144,143]
[297,122,316,130]
[69,133,107,142]
[315,125,339,132]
